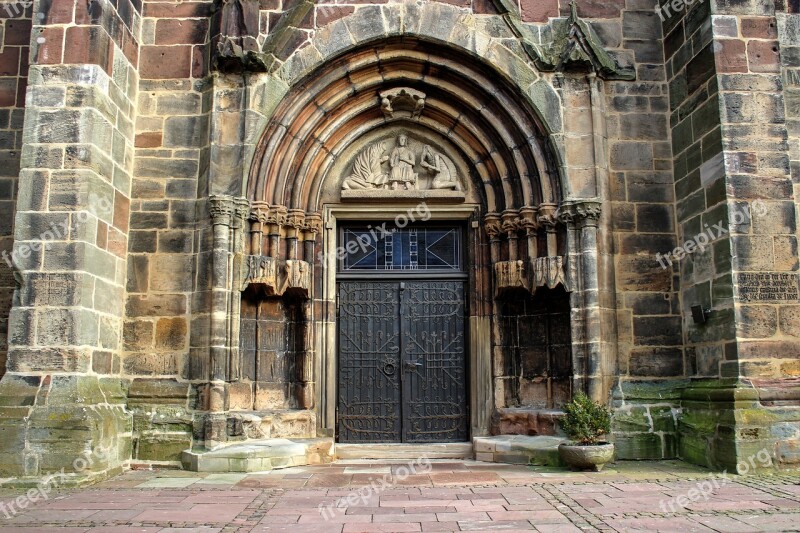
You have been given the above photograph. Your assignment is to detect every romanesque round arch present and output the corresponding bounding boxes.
[247,36,564,214]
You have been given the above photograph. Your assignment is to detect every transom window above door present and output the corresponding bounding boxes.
[340,226,463,272]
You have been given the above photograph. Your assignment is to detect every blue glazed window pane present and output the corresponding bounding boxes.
[342,227,461,272]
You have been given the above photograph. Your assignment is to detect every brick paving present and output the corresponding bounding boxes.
[0,460,799,532]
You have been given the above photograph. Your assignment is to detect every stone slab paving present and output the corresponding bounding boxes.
[0,460,799,532]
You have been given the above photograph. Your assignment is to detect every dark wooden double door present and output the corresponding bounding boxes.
[337,280,468,443]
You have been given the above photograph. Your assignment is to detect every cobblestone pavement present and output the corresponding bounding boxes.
[0,460,799,532]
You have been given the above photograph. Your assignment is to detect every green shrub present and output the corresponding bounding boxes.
[559,392,611,445]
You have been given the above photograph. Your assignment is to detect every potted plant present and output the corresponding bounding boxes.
[558,392,614,471]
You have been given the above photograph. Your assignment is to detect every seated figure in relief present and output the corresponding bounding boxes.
[421,144,460,191]
[388,134,418,190]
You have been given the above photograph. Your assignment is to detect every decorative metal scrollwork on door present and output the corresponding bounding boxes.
[337,280,468,443]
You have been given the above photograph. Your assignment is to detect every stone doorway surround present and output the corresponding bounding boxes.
[321,205,483,440]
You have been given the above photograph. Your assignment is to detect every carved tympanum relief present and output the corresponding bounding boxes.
[342,133,463,193]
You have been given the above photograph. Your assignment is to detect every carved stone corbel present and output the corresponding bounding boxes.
[494,260,529,296]
[242,255,278,294]
[279,259,312,298]
[532,256,568,290]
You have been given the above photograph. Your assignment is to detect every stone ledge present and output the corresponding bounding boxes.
[340,189,465,203]
[181,437,334,472]
[473,435,566,467]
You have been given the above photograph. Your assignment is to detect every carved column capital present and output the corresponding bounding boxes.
[233,198,251,228]
[559,199,602,228]
[249,201,271,224]
[537,203,558,230]
[286,208,306,229]
[483,212,502,240]
[501,209,520,235]
[209,195,236,226]
[304,213,323,235]
[518,206,539,234]
[266,205,288,228]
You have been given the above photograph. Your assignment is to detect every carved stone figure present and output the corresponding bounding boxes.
[388,134,417,190]
[421,145,460,191]
[214,0,265,72]
[340,134,465,199]
[342,142,389,190]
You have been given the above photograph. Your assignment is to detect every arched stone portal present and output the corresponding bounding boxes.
[191,31,616,450]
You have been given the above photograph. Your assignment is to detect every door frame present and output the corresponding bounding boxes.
[317,204,489,441]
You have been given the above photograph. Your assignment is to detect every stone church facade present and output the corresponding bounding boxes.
[0,0,799,480]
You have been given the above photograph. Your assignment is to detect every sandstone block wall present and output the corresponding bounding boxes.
[0,3,31,381]
[0,0,139,478]
[0,0,798,475]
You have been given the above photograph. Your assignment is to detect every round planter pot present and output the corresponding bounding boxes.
[558,442,614,472]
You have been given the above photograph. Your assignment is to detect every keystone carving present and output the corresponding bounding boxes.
[380,87,426,119]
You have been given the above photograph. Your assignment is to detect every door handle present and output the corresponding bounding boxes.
[404,361,422,370]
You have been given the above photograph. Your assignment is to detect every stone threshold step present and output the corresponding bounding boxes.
[474,435,566,467]
[182,437,334,472]
[335,442,473,460]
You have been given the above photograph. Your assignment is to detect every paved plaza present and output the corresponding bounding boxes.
[0,460,799,532]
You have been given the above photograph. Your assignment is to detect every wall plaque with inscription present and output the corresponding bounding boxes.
[737,273,800,302]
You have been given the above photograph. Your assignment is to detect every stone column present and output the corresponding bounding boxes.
[537,204,559,257]
[518,206,539,262]
[580,202,603,403]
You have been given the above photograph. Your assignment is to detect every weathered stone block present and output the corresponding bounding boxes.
[136,433,192,462]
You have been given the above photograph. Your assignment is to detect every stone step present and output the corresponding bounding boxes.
[335,442,474,460]
[473,435,566,466]
[182,437,334,472]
